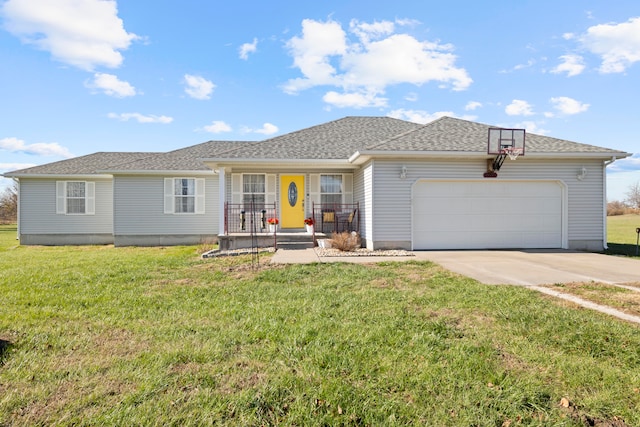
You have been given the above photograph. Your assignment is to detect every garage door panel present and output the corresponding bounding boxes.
[413,181,563,249]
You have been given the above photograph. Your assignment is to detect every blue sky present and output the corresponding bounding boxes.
[1,0,639,201]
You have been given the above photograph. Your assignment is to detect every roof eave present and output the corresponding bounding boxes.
[201,158,359,170]
[349,150,632,165]
[2,173,114,179]
[101,170,214,175]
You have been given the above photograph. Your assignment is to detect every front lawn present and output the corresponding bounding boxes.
[607,214,640,257]
[1,226,639,426]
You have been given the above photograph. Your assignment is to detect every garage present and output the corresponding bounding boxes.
[412,180,565,250]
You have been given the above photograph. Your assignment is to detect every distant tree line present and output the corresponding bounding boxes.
[608,181,640,216]
[0,183,17,223]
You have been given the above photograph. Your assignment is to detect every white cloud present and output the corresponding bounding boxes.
[107,113,173,124]
[388,109,456,124]
[546,96,590,117]
[239,38,258,60]
[349,19,395,44]
[283,19,347,93]
[183,74,215,100]
[0,137,73,158]
[551,54,585,77]
[404,92,418,102]
[1,0,138,71]
[505,99,534,116]
[1,162,38,172]
[511,121,549,135]
[607,154,640,173]
[500,59,535,74]
[322,91,387,109]
[203,121,232,133]
[465,101,482,111]
[85,72,137,97]
[253,123,279,135]
[580,17,640,73]
[283,18,471,107]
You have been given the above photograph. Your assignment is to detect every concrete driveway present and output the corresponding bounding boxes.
[416,250,640,286]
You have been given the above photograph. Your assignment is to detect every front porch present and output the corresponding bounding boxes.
[219,202,359,250]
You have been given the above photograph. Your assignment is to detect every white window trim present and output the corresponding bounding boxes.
[56,181,95,215]
[320,174,344,204]
[164,178,205,215]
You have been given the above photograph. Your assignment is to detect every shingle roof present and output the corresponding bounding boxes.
[3,116,628,178]
[366,116,625,154]
[103,140,252,171]
[4,152,157,175]
[204,116,422,160]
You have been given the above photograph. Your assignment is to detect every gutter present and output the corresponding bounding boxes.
[13,178,19,241]
[602,156,619,250]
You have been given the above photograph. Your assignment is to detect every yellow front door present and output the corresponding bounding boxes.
[280,175,305,229]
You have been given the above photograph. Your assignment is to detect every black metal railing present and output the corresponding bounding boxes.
[225,202,277,234]
[311,202,359,235]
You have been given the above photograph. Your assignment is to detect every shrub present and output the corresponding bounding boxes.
[607,200,631,216]
[330,231,361,252]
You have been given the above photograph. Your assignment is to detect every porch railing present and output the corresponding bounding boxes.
[224,202,277,234]
[311,202,359,235]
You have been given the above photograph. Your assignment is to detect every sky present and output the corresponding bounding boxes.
[1,0,639,201]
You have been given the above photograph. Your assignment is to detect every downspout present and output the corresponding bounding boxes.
[218,167,226,235]
[602,157,617,250]
[13,178,19,241]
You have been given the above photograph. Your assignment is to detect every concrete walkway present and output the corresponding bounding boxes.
[271,248,640,325]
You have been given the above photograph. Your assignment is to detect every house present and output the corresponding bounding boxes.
[3,116,631,251]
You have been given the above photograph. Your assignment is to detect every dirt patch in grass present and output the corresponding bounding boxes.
[543,282,640,317]
[559,398,631,427]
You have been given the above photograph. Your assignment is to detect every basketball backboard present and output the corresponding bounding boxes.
[487,128,526,156]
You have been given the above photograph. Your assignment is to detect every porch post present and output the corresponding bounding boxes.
[218,167,226,235]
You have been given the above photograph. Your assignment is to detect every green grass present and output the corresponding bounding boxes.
[607,214,640,257]
[1,225,640,426]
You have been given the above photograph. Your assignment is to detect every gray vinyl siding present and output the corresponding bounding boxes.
[113,175,218,236]
[370,158,606,250]
[355,163,374,248]
[19,178,113,235]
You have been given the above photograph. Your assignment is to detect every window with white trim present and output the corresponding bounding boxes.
[56,181,95,215]
[320,174,342,205]
[242,174,265,208]
[164,178,205,214]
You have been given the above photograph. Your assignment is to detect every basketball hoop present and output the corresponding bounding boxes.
[501,147,523,161]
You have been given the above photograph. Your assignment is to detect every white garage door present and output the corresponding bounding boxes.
[412,180,563,250]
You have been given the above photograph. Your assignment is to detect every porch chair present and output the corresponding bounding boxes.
[340,208,358,232]
[321,209,336,233]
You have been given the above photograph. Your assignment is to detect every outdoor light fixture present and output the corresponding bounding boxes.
[400,165,407,179]
[577,166,587,181]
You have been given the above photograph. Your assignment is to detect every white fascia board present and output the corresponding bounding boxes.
[349,151,482,165]
[103,170,215,176]
[2,173,113,179]
[200,158,358,170]
[349,150,632,164]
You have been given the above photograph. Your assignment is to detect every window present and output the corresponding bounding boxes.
[242,174,265,208]
[320,174,342,205]
[164,178,205,214]
[56,181,95,215]
[174,178,195,213]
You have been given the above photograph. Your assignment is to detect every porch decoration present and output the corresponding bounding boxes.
[304,217,314,234]
[267,217,279,234]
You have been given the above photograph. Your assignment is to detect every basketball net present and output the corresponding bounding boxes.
[502,147,522,161]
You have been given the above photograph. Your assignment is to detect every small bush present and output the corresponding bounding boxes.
[330,231,361,252]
